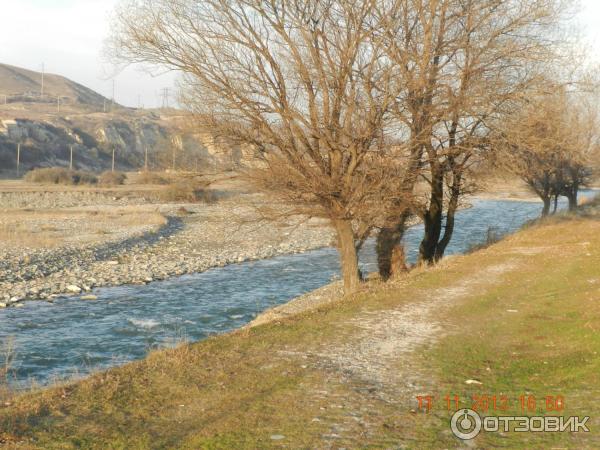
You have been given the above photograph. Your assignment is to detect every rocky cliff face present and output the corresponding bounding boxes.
[0,63,258,176]
[0,113,260,176]
[0,113,199,174]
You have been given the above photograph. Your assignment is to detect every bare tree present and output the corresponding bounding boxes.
[109,0,406,294]
[556,95,599,210]
[377,0,576,269]
[493,85,598,216]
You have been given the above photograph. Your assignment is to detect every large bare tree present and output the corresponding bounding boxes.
[376,0,576,270]
[109,0,407,294]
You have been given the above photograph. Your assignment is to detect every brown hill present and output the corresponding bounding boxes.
[0,63,110,108]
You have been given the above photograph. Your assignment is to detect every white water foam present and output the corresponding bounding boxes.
[128,318,160,329]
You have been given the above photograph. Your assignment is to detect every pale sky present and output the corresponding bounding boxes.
[0,0,177,108]
[0,0,599,108]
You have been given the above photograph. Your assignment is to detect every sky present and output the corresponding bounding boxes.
[0,0,177,108]
[0,0,599,109]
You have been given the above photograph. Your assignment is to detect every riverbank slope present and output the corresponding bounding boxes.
[2,200,600,448]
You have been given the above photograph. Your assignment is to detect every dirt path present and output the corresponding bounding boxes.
[326,261,518,394]
[263,257,524,445]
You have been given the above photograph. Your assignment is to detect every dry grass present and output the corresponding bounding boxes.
[0,337,16,434]
[0,207,167,249]
[24,168,98,186]
[133,171,170,185]
[157,181,218,204]
[97,171,127,186]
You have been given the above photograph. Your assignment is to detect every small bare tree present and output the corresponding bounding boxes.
[109,0,407,294]
[493,85,599,216]
[556,95,599,210]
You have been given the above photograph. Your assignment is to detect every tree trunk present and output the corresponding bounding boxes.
[541,196,551,217]
[566,187,578,211]
[376,134,424,280]
[390,245,408,278]
[418,162,444,265]
[377,210,410,280]
[552,194,559,214]
[435,179,461,261]
[333,219,361,294]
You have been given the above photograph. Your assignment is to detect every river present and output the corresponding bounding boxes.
[0,195,594,385]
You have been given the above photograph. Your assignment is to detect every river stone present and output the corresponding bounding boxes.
[80,295,98,301]
[0,303,6,308]
[66,285,82,293]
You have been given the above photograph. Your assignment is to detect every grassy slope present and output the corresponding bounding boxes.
[1,211,600,449]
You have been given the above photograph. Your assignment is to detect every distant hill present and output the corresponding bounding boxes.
[0,63,254,177]
[0,63,110,108]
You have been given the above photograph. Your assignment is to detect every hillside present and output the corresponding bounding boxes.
[0,63,109,109]
[1,201,599,448]
[0,64,246,176]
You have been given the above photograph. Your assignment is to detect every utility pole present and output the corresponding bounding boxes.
[103,98,106,113]
[144,146,149,172]
[112,146,116,172]
[16,143,21,178]
[41,63,45,99]
[172,145,176,172]
[161,88,170,109]
[69,145,73,170]
[57,96,61,113]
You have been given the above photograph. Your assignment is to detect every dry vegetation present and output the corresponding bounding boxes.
[97,171,127,186]
[0,207,167,249]
[24,168,98,186]
[133,171,170,185]
[157,181,218,204]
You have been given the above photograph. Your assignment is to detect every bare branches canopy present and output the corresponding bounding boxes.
[109,0,596,294]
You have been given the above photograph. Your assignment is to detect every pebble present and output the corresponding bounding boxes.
[0,193,336,308]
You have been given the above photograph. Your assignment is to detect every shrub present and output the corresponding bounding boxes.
[466,227,503,254]
[71,171,98,185]
[98,171,127,186]
[24,168,97,185]
[137,171,169,185]
[158,182,217,204]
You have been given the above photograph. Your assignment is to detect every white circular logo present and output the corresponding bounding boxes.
[450,409,482,440]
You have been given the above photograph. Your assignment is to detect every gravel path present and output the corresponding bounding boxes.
[0,191,335,307]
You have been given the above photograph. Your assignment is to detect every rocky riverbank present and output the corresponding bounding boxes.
[0,190,335,307]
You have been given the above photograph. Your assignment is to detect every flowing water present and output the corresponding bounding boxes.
[0,195,594,385]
